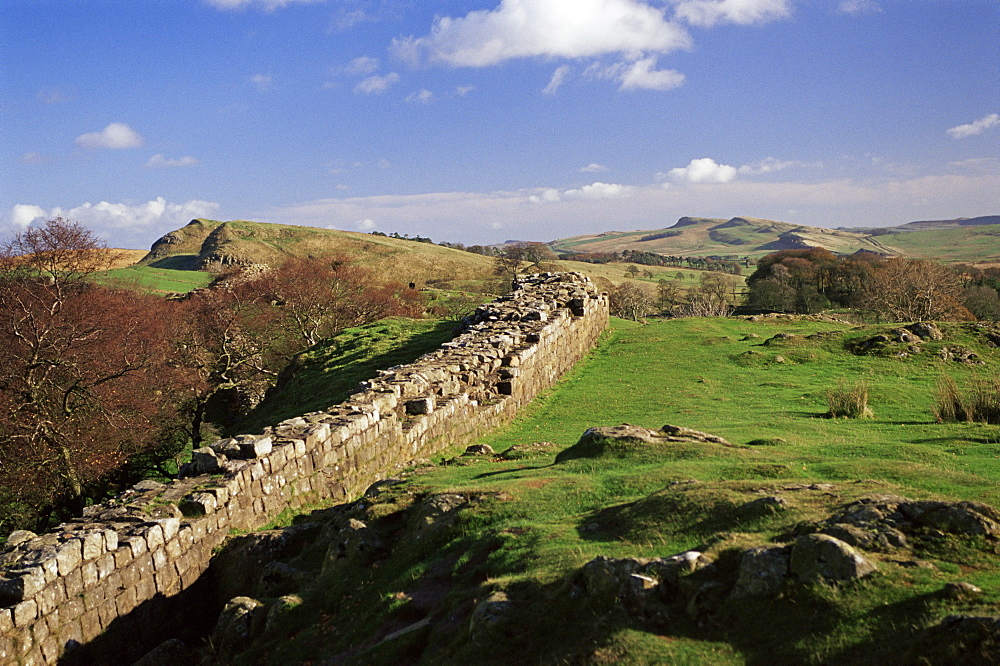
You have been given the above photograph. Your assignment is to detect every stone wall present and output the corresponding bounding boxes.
[0,272,608,665]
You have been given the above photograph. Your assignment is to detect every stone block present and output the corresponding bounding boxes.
[80,561,99,589]
[115,585,139,617]
[156,517,180,542]
[135,575,157,605]
[55,539,83,576]
[38,634,60,663]
[239,435,273,459]
[122,534,147,559]
[81,531,105,561]
[165,537,182,560]
[0,568,45,604]
[151,548,168,573]
[60,596,84,621]
[143,524,164,553]
[79,609,102,642]
[12,599,38,627]
[113,545,134,570]
[0,607,12,633]
[179,492,217,518]
[96,552,115,580]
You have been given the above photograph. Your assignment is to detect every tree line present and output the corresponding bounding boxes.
[0,218,422,536]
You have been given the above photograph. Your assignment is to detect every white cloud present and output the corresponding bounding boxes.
[529,181,633,203]
[250,73,274,90]
[580,163,609,172]
[455,85,476,96]
[406,89,435,104]
[345,56,380,76]
[74,122,144,150]
[617,57,684,90]
[543,65,572,95]
[564,182,635,200]
[10,204,47,229]
[947,113,1000,139]
[672,0,792,27]
[666,157,738,183]
[354,72,400,94]
[357,218,377,231]
[737,156,808,175]
[11,198,220,233]
[145,154,200,168]
[255,170,1000,245]
[837,0,881,15]
[391,0,692,67]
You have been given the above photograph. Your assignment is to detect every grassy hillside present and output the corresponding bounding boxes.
[551,216,1000,264]
[140,219,496,287]
[220,315,1000,665]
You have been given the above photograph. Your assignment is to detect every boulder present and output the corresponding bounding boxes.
[730,546,790,598]
[556,424,730,462]
[789,534,877,584]
[469,590,513,638]
[907,322,943,341]
[212,597,266,662]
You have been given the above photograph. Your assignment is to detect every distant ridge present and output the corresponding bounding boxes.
[551,215,1000,264]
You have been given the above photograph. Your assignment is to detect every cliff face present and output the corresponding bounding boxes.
[140,219,224,267]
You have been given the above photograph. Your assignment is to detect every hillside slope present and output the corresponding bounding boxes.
[551,216,1000,263]
[140,219,496,285]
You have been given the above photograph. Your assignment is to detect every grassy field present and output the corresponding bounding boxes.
[230,315,1000,665]
[95,264,216,294]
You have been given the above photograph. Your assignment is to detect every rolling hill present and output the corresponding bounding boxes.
[551,215,1000,264]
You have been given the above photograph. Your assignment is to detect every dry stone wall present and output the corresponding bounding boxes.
[0,272,608,665]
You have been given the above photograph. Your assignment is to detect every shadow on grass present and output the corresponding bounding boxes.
[147,254,201,270]
[234,319,459,434]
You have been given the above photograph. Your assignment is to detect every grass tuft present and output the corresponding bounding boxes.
[825,379,874,419]
[933,374,1000,424]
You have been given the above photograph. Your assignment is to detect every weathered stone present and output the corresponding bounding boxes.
[0,568,46,604]
[731,546,791,598]
[469,591,513,638]
[212,597,266,662]
[264,595,302,636]
[54,539,83,576]
[190,447,222,474]
[790,534,877,584]
[405,396,435,415]
[3,530,37,548]
[239,436,273,459]
[942,581,983,600]
[463,444,496,456]
[907,321,943,341]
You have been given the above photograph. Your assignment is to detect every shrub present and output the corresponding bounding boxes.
[825,379,874,419]
[933,375,1000,424]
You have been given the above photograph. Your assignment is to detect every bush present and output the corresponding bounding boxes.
[825,379,874,419]
[933,375,1000,424]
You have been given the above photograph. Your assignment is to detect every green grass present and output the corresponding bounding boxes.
[95,264,215,294]
[235,317,461,435]
[227,316,1000,665]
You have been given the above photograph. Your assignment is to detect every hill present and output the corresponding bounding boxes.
[139,219,496,287]
[551,215,1000,264]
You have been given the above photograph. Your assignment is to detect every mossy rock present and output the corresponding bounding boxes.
[555,424,730,463]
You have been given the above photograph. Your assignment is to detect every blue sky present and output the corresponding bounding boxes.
[3,0,998,249]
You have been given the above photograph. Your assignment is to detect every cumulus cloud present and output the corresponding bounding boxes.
[406,89,435,104]
[564,182,635,200]
[947,113,1000,139]
[356,218,377,231]
[354,72,400,94]
[529,181,634,203]
[543,65,572,94]
[665,157,738,184]
[75,122,144,150]
[580,163,609,172]
[145,154,199,168]
[391,0,692,67]
[10,198,220,233]
[672,0,792,27]
[10,204,47,229]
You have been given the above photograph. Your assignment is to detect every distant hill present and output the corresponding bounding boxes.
[139,219,495,286]
[550,215,1000,264]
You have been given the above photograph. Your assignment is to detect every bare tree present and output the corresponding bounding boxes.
[861,258,973,322]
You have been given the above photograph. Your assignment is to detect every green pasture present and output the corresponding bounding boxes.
[236,315,1000,665]
[96,264,214,294]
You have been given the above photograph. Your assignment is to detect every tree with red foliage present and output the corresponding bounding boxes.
[0,219,190,531]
